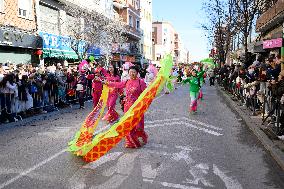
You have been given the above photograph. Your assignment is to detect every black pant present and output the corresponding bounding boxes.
[78,91,85,107]
[0,93,15,122]
[209,77,215,86]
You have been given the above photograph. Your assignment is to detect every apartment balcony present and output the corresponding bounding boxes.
[125,25,142,41]
[256,0,284,33]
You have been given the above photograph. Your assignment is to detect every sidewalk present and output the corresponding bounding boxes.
[217,86,284,170]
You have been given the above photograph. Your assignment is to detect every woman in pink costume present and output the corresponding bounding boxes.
[106,66,148,148]
[91,63,108,108]
[91,71,103,108]
[102,64,121,123]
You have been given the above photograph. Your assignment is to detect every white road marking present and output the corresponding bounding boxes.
[38,127,74,138]
[181,117,223,131]
[69,174,86,189]
[160,181,202,189]
[184,163,214,187]
[172,150,194,165]
[143,179,202,189]
[145,121,223,136]
[146,143,170,149]
[91,174,128,189]
[213,164,243,189]
[90,152,139,189]
[141,164,158,179]
[116,152,139,175]
[0,122,115,189]
[145,117,222,131]
[83,152,123,170]
[0,149,67,189]
[142,149,171,156]
[175,145,199,151]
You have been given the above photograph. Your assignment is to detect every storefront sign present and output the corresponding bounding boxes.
[39,32,90,59]
[263,38,283,49]
[0,29,42,49]
[87,45,101,56]
[39,32,86,52]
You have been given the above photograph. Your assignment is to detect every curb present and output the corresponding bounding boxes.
[216,86,284,170]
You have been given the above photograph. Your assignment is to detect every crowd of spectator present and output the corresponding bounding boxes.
[0,60,92,123]
[217,54,284,137]
[0,59,178,124]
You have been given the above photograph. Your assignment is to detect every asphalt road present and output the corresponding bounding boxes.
[0,83,283,189]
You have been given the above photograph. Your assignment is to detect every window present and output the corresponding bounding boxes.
[18,0,32,19]
[136,20,140,30]
[129,15,133,27]
[135,0,139,10]
[0,0,4,12]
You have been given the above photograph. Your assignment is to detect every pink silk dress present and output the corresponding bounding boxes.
[92,78,103,108]
[102,73,121,123]
[109,78,148,148]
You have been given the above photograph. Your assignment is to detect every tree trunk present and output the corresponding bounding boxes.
[244,31,249,67]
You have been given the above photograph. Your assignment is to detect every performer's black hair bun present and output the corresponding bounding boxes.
[129,65,139,72]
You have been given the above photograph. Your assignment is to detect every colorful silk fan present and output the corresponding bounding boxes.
[68,55,173,162]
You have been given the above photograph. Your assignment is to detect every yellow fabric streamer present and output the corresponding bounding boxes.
[69,55,173,162]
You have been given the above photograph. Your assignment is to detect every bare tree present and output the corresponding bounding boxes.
[232,0,265,65]
[202,0,269,66]
[62,4,127,60]
[202,0,238,65]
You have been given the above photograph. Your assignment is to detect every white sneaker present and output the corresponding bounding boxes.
[278,135,284,140]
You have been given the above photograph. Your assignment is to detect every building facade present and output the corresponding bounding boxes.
[255,0,284,61]
[0,0,42,65]
[178,41,189,64]
[152,21,179,64]
[113,0,142,65]
[140,0,152,62]
[37,0,109,62]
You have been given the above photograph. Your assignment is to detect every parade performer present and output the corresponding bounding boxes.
[68,55,173,162]
[197,64,206,100]
[90,62,108,108]
[183,69,201,113]
[106,66,147,148]
[91,71,103,108]
[76,69,87,109]
[121,62,133,81]
[102,64,121,123]
[145,63,158,86]
[78,60,89,73]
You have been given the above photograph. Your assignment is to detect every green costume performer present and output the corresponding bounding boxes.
[182,74,201,112]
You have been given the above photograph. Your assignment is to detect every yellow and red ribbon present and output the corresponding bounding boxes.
[68,55,173,162]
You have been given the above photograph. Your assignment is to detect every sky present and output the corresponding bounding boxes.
[152,0,209,61]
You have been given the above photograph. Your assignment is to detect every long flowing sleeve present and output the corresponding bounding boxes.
[101,68,109,77]
[108,81,126,89]
[140,79,147,91]
[197,70,205,78]
[182,78,190,84]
